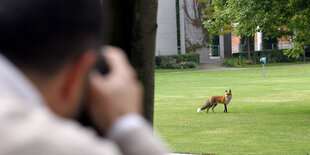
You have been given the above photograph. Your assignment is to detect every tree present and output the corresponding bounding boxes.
[108,0,158,124]
[262,32,278,50]
[203,0,310,61]
[240,35,254,59]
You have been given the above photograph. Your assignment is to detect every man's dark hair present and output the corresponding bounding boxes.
[0,0,103,74]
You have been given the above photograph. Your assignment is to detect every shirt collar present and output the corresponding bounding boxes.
[0,53,46,107]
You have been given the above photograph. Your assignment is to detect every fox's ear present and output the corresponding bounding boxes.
[225,90,227,92]
[229,89,231,92]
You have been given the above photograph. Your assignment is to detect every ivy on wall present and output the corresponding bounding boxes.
[182,0,213,53]
[182,0,232,53]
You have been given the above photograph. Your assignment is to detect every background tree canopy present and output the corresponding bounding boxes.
[203,0,310,58]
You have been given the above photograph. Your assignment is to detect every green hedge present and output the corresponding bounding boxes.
[232,49,302,63]
[155,53,200,69]
[222,58,254,67]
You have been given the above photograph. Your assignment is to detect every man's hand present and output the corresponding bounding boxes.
[88,46,143,133]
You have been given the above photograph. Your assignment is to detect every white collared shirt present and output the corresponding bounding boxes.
[0,54,45,108]
[0,54,145,155]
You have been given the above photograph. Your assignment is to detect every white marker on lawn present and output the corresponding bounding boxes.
[260,57,266,78]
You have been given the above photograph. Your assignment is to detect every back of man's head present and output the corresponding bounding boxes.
[0,0,102,75]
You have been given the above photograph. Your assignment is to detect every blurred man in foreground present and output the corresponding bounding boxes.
[0,0,167,154]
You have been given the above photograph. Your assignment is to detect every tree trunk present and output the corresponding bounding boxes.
[223,33,232,58]
[253,35,255,58]
[303,44,306,62]
[247,36,250,60]
[108,0,158,125]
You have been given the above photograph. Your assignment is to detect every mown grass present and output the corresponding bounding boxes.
[154,64,310,154]
[155,68,197,73]
[237,62,310,68]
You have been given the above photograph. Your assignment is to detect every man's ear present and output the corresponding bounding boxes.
[62,51,97,101]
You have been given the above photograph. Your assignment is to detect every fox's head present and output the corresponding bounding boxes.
[225,89,232,97]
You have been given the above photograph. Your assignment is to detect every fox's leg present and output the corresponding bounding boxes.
[212,103,217,112]
[224,104,228,113]
[206,106,211,113]
[226,104,228,113]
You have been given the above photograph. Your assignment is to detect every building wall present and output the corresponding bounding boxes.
[156,0,213,61]
[232,32,292,53]
[179,0,186,54]
[155,0,178,56]
[232,34,240,53]
[278,36,293,49]
[256,32,262,51]
[182,0,206,50]
[156,0,208,56]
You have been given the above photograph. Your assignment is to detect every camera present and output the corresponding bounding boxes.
[77,55,109,136]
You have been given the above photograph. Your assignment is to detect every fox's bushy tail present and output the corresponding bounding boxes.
[197,100,210,112]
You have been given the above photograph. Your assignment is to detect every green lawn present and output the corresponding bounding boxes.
[155,68,197,73]
[154,64,310,154]
[240,62,310,68]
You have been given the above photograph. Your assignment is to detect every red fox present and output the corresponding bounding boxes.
[197,90,232,113]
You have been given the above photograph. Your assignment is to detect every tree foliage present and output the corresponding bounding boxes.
[203,0,310,58]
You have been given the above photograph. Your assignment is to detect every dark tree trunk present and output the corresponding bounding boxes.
[303,44,306,62]
[240,35,254,58]
[247,36,250,60]
[223,33,232,58]
[108,0,158,125]
[253,35,255,58]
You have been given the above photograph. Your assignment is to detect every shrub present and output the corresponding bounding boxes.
[179,61,197,68]
[155,53,199,69]
[222,58,253,67]
[232,49,302,63]
[157,58,197,69]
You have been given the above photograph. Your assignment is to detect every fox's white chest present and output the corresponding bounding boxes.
[225,96,232,105]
